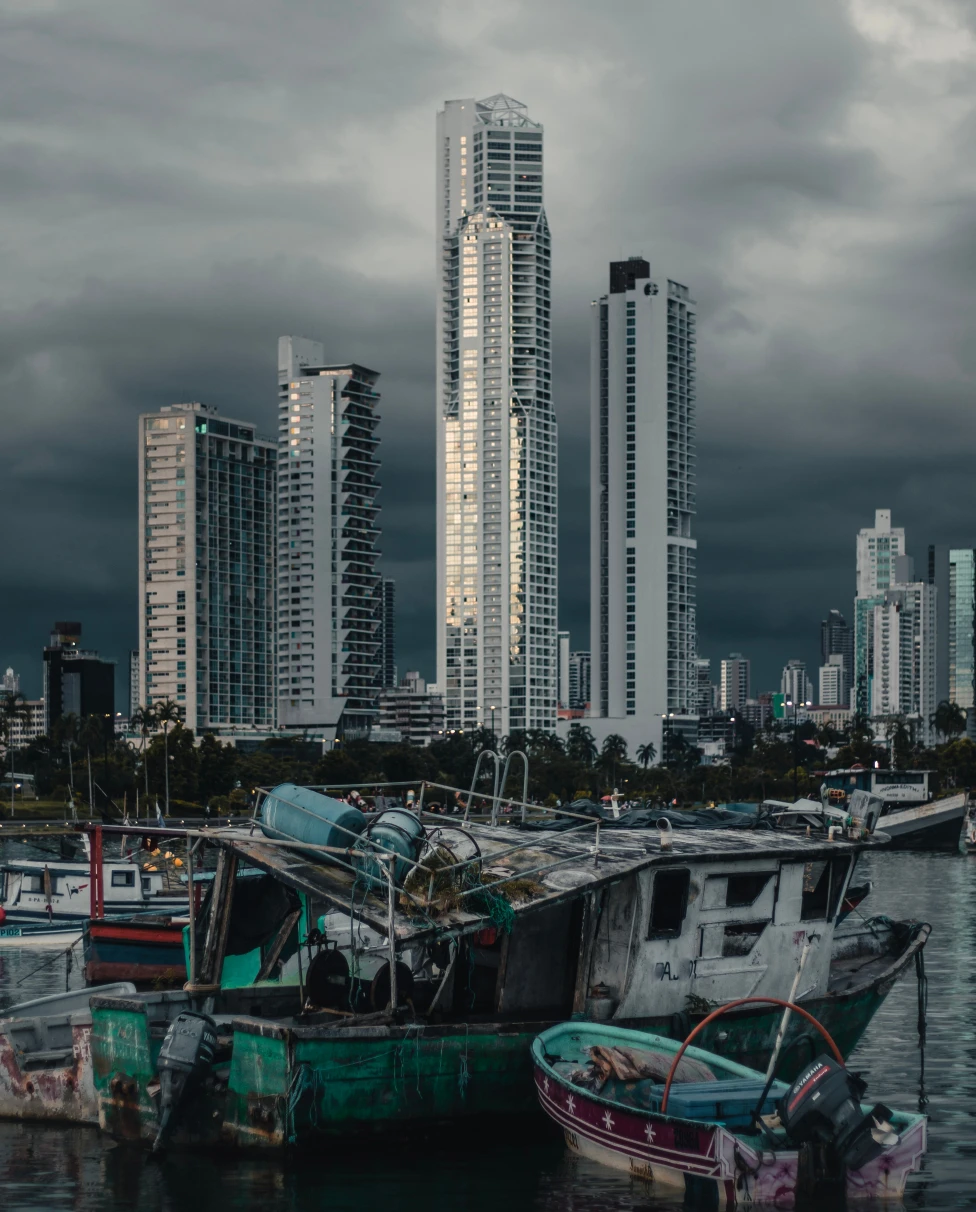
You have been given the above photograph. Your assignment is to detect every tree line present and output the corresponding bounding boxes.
[1,690,974,817]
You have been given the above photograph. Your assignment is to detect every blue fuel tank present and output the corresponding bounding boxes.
[356,808,426,888]
[260,783,366,858]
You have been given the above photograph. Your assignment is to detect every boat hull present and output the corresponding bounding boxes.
[0,1021,98,1124]
[876,793,967,850]
[83,918,187,986]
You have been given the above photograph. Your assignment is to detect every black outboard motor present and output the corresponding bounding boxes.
[152,1011,218,1153]
[779,1056,897,1173]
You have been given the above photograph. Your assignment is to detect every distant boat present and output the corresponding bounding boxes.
[0,857,187,923]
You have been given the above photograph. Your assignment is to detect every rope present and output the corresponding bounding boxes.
[915,940,929,1106]
[14,937,81,987]
[458,1023,470,1101]
[286,1062,323,1143]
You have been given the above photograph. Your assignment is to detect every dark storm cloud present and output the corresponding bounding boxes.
[2,0,974,699]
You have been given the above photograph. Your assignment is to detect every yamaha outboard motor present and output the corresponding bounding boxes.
[779,1056,897,1180]
[152,1011,218,1153]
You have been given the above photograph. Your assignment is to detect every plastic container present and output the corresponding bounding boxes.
[356,808,426,889]
[260,783,366,861]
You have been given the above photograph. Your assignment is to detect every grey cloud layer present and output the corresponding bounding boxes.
[1,0,974,698]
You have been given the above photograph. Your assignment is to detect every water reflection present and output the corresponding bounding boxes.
[0,852,974,1210]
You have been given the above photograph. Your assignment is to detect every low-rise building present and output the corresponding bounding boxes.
[376,672,445,747]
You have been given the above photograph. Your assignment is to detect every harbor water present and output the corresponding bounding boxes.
[0,849,973,1211]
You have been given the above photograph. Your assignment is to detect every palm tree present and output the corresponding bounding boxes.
[931,700,967,743]
[130,704,157,811]
[77,714,106,817]
[636,742,657,769]
[0,691,30,817]
[154,699,182,816]
[567,723,598,766]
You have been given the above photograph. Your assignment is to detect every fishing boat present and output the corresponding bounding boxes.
[0,983,136,1124]
[83,914,188,986]
[820,768,967,851]
[85,780,929,1150]
[532,1018,926,1203]
[0,856,186,922]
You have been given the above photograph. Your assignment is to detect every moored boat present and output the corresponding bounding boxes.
[87,781,929,1149]
[533,1019,927,1203]
[0,983,136,1124]
[83,914,188,986]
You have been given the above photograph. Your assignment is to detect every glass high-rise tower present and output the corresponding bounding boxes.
[435,94,557,735]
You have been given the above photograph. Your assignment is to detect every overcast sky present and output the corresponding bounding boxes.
[2,0,975,703]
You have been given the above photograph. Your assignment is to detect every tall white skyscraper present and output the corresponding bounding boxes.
[277,338,383,737]
[869,573,936,740]
[436,95,557,735]
[138,401,276,732]
[854,509,907,715]
[590,257,697,728]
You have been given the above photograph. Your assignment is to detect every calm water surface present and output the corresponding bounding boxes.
[0,849,973,1211]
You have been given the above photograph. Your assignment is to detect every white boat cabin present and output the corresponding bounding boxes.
[0,860,172,921]
[586,849,855,1020]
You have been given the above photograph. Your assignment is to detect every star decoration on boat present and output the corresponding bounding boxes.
[566,1094,575,1116]
[603,1110,615,1131]
[543,1077,549,1094]
[645,1123,656,1142]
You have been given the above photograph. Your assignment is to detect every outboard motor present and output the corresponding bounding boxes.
[779,1056,897,1173]
[152,1011,218,1153]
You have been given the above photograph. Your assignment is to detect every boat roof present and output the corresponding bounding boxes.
[214,823,887,946]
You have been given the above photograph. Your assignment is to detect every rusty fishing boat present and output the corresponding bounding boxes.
[85,779,927,1149]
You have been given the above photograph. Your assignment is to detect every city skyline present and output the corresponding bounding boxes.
[2,3,976,705]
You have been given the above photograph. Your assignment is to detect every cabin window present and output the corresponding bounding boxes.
[647,868,691,939]
[24,874,56,894]
[801,862,830,920]
[721,921,765,957]
[725,873,772,908]
[111,870,136,888]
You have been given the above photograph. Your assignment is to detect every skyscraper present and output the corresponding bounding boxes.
[379,578,397,690]
[138,403,275,733]
[277,338,383,737]
[720,654,750,712]
[781,659,813,706]
[557,630,570,709]
[820,609,853,707]
[854,509,907,716]
[868,561,936,739]
[948,549,976,732]
[568,651,591,711]
[590,257,697,727]
[436,94,557,736]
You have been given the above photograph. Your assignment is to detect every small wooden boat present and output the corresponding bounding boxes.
[0,983,135,1124]
[533,1018,926,1205]
[83,914,188,986]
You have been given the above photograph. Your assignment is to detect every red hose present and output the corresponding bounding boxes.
[660,996,844,1115]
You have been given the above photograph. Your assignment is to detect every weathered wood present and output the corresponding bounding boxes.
[197,850,238,986]
[254,909,301,984]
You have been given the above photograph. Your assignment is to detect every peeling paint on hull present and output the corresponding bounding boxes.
[0,1023,97,1123]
